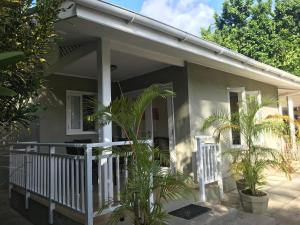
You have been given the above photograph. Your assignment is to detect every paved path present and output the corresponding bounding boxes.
[0,189,33,225]
[222,161,300,225]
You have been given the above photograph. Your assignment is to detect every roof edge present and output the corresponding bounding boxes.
[72,0,300,85]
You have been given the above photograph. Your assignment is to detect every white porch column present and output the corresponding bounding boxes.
[287,96,296,150]
[97,39,112,143]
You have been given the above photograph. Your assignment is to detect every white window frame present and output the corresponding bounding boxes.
[227,87,246,147]
[66,90,97,135]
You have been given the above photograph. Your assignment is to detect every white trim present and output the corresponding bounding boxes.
[53,72,97,80]
[66,90,97,135]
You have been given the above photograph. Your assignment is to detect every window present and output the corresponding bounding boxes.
[229,92,242,145]
[66,90,97,135]
[228,88,262,146]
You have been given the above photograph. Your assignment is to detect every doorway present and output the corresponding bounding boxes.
[123,83,176,171]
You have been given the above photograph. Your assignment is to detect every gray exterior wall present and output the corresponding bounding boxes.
[187,63,279,188]
[39,75,98,145]
[119,66,192,174]
[18,63,280,184]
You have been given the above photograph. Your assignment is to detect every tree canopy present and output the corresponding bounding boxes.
[0,0,61,141]
[201,0,300,76]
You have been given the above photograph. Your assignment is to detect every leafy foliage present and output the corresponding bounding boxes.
[0,0,61,141]
[201,0,300,76]
[0,51,24,96]
[94,85,194,225]
[202,97,292,196]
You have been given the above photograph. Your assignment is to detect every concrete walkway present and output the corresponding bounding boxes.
[0,189,33,225]
[222,161,300,225]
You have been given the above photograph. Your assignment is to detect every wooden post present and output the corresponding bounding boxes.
[49,146,56,224]
[84,146,93,225]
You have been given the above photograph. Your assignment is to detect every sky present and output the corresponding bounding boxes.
[105,0,224,35]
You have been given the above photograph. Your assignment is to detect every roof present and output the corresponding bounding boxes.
[59,0,300,90]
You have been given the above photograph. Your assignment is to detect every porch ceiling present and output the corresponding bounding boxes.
[279,89,300,107]
[56,49,170,82]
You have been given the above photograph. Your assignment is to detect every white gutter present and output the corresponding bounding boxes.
[72,0,300,85]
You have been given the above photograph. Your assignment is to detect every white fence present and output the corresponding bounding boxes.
[9,141,146,225]
[196,136,223,202]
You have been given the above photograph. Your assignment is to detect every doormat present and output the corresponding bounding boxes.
[168,204,211,220]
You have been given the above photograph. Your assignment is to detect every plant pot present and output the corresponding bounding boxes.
[239,189,269,214]
[236,179,246,191]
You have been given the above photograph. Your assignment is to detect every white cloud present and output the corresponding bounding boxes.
[140,0,215,36]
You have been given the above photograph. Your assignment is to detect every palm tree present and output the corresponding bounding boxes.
[94,85,194,225]
[201,97,291,196]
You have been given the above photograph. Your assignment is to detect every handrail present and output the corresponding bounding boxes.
[10,140,153,148]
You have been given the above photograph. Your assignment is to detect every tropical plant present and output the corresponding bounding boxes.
[93,85,194,225]
[201,97,291,196]
[201,0,300,76]
[0,51,24,96]
[0,0,62,143]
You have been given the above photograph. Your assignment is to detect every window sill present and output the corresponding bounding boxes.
[66,131,98,135]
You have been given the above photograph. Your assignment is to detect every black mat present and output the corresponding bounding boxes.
[168,204,211,220]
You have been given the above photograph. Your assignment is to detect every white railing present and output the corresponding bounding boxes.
[9,141,149,225]
[195,136,223,202]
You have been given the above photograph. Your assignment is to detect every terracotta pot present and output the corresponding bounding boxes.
[240,189,269,214]
[236,179,246,191]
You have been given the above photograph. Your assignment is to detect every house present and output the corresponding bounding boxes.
[8,1,300,225]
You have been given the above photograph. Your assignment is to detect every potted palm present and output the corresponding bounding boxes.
[94,85,194,225]
[201,97,291,214]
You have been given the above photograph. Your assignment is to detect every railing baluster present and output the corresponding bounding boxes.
[98,155,102,209]
[71,158,75,209]
[58,157,62,203]
[116,156,120,202]
[66,158,70,207]
[80,158,85,212]
[75,157,79,211]
[62,157,66,205]
[49,146,55,224]
[38,154,41,194]
[84,146,93,225]
[108,155,113,207]
[103,158,108,203]
[43,155,45,196]
[54,156,58,202]
[25,146,30,209]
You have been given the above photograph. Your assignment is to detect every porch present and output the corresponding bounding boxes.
[8,136,224,225]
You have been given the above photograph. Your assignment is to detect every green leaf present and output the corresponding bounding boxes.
[0,86,17,96]
[0,51,24,68]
